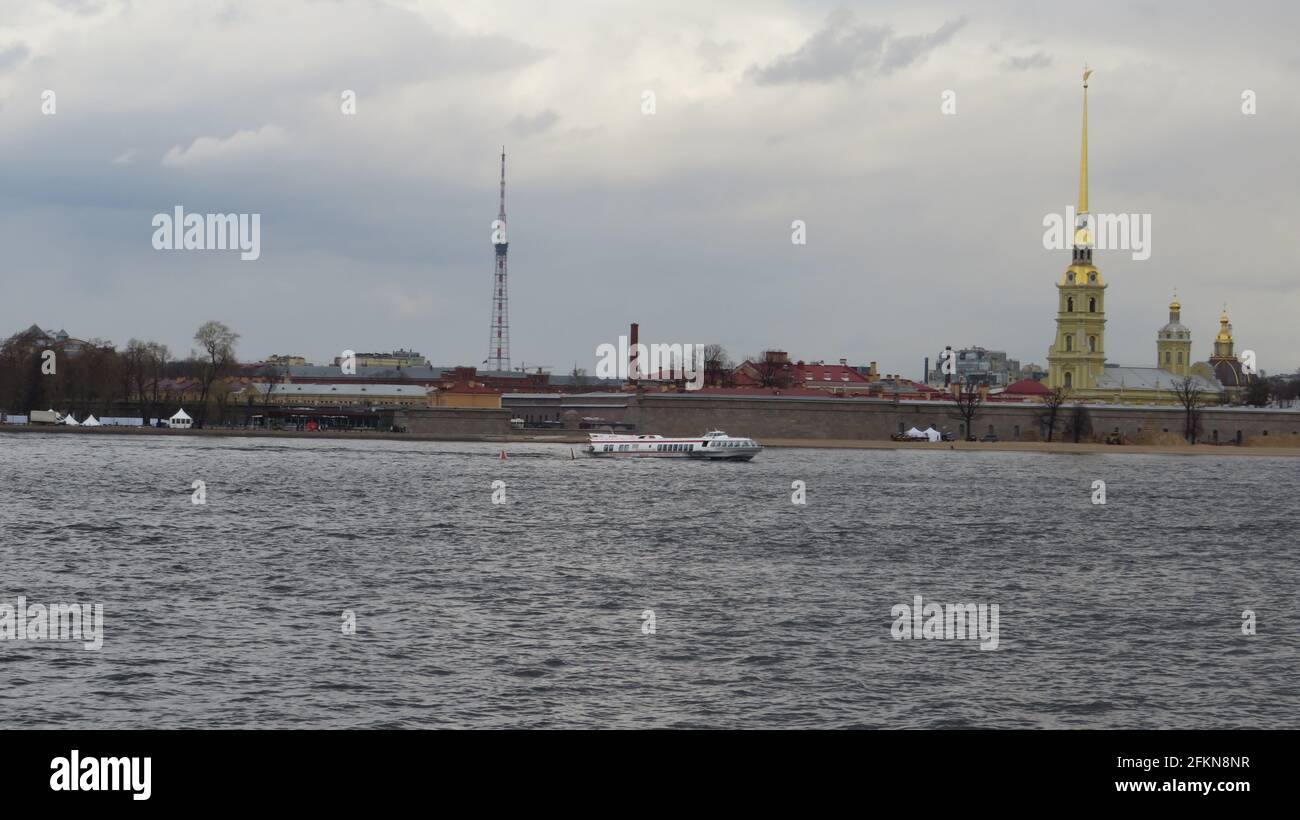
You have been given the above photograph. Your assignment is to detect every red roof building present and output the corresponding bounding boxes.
[1002,378,1051,398]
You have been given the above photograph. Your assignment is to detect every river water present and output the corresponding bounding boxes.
[0,433,1295,728]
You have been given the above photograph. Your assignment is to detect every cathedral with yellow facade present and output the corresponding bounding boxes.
[1044,69,1251,405]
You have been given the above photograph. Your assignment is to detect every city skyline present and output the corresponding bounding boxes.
[2,0,1297,375]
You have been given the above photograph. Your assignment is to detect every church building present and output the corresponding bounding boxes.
[1045,69,1227,405]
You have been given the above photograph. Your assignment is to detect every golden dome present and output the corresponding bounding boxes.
[1216,310,1233,343]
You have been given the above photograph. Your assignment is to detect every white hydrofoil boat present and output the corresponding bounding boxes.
[585,430,762,461]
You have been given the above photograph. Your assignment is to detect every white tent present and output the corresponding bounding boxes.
[83,415,102,426]
[904,427,926,439]
[63,414,80,426]
[168,408,193,429]
[922,426,942,442]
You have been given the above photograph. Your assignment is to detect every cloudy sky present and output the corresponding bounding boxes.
[2,0,1297,376]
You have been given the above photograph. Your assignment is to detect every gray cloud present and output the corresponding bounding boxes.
[748,10,965,84]
[508,109,560,137]
[0,43,30,72]
[880,17,967,74]
[1003,50,1053,71]
[2,0,1299,377]
[49,0,106,15]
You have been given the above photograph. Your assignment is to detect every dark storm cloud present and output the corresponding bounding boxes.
[747,9,966,84]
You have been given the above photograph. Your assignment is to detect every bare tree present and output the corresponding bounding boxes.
[1172,376,1206,444]
[949,380,983,440]
[703,344,733,388]
[247,361,282,426]
[144,342,170,425]
[748,350,793,389]
[1037,386,1070,442]
[1065,403,1092,443]
[193,321,239,427]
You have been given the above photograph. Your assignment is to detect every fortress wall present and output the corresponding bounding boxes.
[627,394,1300,445]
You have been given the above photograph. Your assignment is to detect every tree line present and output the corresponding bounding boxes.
[0,320,240,426]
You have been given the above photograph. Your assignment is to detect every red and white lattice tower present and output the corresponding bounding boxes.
[487,148,511,371]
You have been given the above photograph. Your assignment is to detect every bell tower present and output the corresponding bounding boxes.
[1047,66,1107,392]
[1156,293,1192,376]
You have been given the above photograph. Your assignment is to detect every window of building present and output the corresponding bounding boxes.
[1064,372,1073,388]
[1067,297,1075,312]
[1165,352,1172,364]
[1089,336,1096,353]
[1065,336,1073,352]
[1089,297,1096,312]
[1176,352,1183,364]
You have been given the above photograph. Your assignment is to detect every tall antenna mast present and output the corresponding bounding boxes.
[488,147,511,371]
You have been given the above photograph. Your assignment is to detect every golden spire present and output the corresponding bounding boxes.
[1079,65,1092,214]
[1169,289,1180,312]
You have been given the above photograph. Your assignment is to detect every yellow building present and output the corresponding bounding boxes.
[265,354,308,366]
[1156,295,1192,377]
[1047,67,1107,392]
[1044,69,1222,405]
[331,350,428,368]
[432,385,502,409]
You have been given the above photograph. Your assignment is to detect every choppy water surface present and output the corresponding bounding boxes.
[0,433,1296,728]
